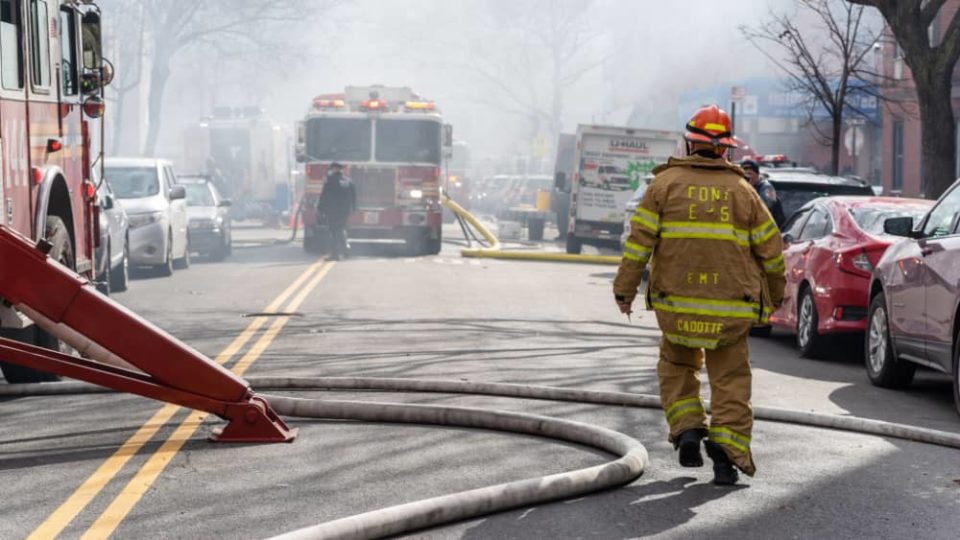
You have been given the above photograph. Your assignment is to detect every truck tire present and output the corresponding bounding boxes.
[406,232,425,257]
[303,228,326,255]
[426,235,442,255]
[565,234,582,255]
[528,218,545,241]
[0,217,73,383]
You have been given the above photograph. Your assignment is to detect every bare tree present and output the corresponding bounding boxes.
[743,1,886,175]
[460,0,609,145]
[137,0,334,156]
[101,0,145,156]
[847,0,960,197]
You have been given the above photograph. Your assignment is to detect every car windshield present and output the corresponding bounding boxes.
[375,119,441,164]
[775,184,873,219]
[306,117,372,161]
[850,206,930,235]
[107,167,160,199]
[184,183,216,207]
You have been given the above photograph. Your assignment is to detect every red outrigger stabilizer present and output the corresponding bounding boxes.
[0,225,297,442]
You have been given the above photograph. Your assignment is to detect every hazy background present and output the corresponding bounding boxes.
[104,0,820,169]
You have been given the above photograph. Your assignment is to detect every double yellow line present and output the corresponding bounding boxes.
[29,259,335,539]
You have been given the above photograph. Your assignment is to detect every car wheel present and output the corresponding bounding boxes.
[797,287,825,357]
[865,292,916,388]
[173,236,191,269]
[110,239,129,292]
[155,233,174,277]
[0,217,74,383]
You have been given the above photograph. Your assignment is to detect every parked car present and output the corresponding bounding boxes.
[95,179,130,294]
[867,182,960,415]
[764,170,875,221]
[767,196,933,356]
[104,158,190,276]
[179,175,232,260]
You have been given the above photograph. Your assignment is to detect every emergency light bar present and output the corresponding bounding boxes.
[361,99,389,111]
[313,98,345,109]
[404,101,436,111]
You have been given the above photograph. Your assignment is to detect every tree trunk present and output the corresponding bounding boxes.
[142,48,170,157]
[831,114,842,176]
[917,74,958,198]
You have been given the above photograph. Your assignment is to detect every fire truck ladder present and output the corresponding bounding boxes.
[0,225,296,443]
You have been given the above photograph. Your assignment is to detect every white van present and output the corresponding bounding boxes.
[563,125,681,254]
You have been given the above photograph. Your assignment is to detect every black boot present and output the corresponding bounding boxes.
[704,440,739,486]
[674,428,706,468]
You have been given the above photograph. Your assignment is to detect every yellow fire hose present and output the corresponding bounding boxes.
[442,195,621,265]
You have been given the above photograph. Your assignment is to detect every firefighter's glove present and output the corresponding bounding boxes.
[615,294,633,315]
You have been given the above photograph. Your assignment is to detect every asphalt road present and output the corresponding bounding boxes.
[1,224,958,539]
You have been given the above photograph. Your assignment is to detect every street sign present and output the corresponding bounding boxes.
[844,126,865,156]
[731,85,746,102]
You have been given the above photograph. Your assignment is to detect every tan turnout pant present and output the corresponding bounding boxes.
[657,335,756,476]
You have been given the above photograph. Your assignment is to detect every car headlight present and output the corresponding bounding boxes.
[404,189,424,200]
[128,211,164,229]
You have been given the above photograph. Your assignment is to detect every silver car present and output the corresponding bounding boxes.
[95,178,129,294]
[105,158,190,276]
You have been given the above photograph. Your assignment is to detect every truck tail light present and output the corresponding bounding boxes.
[83,181,96,200]
[32,167,42,185]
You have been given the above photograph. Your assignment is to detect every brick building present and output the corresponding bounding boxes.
[879,1,960,197]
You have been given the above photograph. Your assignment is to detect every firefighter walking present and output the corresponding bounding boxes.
[613,105,786,485]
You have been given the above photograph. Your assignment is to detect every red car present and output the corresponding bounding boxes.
[768,196,933,356]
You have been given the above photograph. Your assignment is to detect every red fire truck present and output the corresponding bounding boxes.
[296,85,451,255]
[0,1,111,382]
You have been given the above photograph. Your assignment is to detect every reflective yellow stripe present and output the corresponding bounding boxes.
[652,294,761,319]
[709,426,751,454]
[661,221,749,247]
[703,122,728,132]
[750,219,778,245]
[665,397,705,425]
[759,304,773,324]
[762,254,785,273]
[631,207,661,233]
[622,241,651,263]
[664,332,720,349]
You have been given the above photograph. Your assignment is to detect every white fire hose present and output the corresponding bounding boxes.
[3,374,959,539]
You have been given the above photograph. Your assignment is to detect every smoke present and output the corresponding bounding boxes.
[114,0,831,172]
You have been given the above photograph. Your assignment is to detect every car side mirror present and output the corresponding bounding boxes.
[883,216,915,237]
[101,194,114,210]
[218,199,232,207]
[169,185,186,200]
[782,233,795,244]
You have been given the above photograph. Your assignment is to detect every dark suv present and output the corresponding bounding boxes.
[764,169,875,221]
[867,181,960,415]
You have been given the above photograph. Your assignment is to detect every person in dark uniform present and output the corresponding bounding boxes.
[740,159,786,227]
[317,162,357,260]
